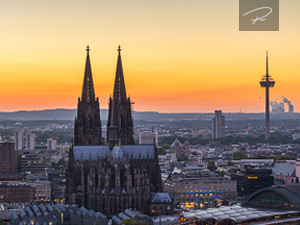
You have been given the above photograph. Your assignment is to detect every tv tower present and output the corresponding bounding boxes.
[260,52,275,140]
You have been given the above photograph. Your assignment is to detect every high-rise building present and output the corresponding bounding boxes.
[14,129,24,151]
[66,46,162,217]
[212,110,225,139]
[139,131,157,145]
[0,141,15,174]
[25,132,36,150]
[47,138,57,150]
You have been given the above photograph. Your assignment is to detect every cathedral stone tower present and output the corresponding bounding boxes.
[74,46,102,145]
[66,46,162,217]
[107,46,134,146]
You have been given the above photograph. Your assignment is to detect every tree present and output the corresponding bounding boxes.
[161,144,170,150]
[207,160,216,171]
[121,218,147,225]
[136,221,148,225]
[52,157,67,171]
[233,151,248,160]
[157,148,167,155]
[227,160,234,166]
[277,155,294,160]
[216,171,225,176]
[121,218,136,225]
[177,154,188,162]
[139,202,151,216]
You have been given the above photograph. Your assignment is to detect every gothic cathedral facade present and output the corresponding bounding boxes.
[66,46,162,217]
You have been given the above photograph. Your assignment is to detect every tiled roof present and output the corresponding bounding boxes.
[73,145,155,161]
[151,193,172,203]
[180,205,300,223]
[171,139,183,147]
[272,162,295,177]
[11,203,107,225]
[73,146,110,161]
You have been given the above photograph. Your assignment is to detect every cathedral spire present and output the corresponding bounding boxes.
[113,45,127,103]
[74,46,102,146]
[107,46,134,146]
[81,45,96,102]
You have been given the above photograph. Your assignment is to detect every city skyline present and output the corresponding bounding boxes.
[1,0,300,113]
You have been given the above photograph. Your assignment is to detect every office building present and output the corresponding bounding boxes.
[0,182,34,203]
[25,132,36,150]
[229,166,274,195]
[20,150,50,174]
[0,141,15,174]
[14,129,24,151]
[163,174,237,209]
[212,110,225,139]
[47,138,57,150]
[139,131,157,145]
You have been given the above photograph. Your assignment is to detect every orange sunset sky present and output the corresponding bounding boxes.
[1,0,300,113]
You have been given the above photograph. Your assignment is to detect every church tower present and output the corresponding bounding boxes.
[67,46,162,215]
[74,46,102,145]
[107,46,134,146]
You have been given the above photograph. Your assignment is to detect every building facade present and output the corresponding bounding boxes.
[0,183,34,203]
[272,160,297,185]
[244,184,300,210]
[150,193,173,216]
[20,150,50,174]
[25,132,36,150]
[230,166,274,195]
[139,131,157,145]
[163,174,237,209]
[66,46,162,217]
[14,129,24,151]
[212,110,225,139]
[47,138,57,150]
[0,141,15,175]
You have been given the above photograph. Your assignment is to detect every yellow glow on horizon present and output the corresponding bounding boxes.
[1,0,300,113]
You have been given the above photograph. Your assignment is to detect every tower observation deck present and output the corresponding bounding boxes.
[260,51,275,140]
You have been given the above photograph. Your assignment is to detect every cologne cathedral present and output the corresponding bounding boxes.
[66,46,162,216]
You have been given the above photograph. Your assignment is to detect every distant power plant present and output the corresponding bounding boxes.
[270,96,294,114]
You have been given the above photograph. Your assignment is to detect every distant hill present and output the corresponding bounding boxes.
[0,109,78,120]
[0,108,299,121]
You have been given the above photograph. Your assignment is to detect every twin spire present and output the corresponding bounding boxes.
[81,45,127,103]
[76,45,133,146]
